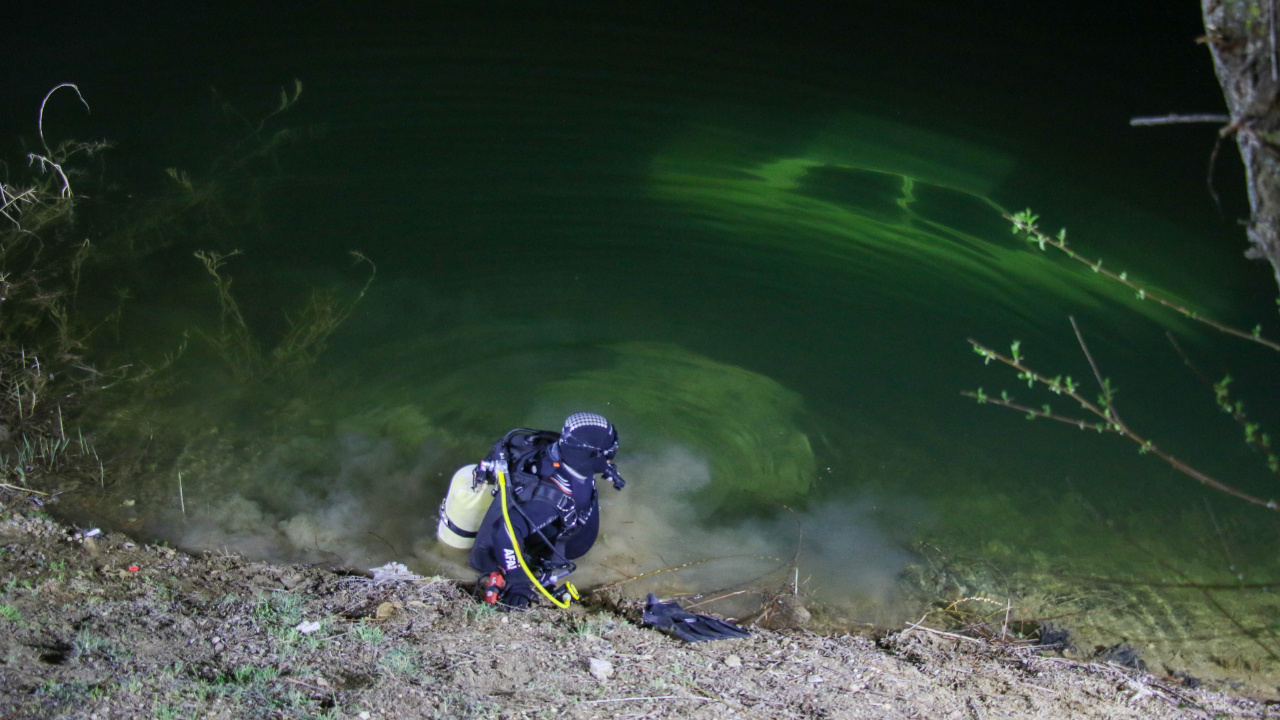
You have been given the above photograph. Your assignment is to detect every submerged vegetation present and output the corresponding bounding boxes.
[0,80,371,500]
[195,248,375,383]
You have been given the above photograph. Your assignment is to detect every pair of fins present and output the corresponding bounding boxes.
[643,593,751,643]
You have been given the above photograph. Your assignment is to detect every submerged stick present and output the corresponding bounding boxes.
[0,482,48,495]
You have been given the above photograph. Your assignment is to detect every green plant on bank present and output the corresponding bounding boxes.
[967,209,1280,510]
[72,628,111,655]
[252,590,305,625]
[462,601,497,623]
[232,664,280,686]
[0,84,127,490]
[0,603,20,621]
[568,613,613,638]
[379,647,420,676]
[350,621,384,644]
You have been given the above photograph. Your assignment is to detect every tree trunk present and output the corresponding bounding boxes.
[1202,0,1280,296]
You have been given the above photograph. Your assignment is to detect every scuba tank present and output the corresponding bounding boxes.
[436,464,494,549]
[438,430,558,549]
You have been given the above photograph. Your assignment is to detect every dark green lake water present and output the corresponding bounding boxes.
[7,4,1280,656]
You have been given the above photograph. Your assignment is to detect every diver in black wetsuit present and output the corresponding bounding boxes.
[468,412,625,609]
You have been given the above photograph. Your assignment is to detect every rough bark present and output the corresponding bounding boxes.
[1201,0,1280,295]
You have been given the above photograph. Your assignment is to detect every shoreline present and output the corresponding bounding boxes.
[0,494,1269,720]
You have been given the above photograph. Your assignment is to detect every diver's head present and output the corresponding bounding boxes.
[557,412,618,476]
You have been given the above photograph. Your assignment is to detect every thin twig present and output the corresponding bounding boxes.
[37,84,90,158]
[1009,212,1280,352]
[1129,113,1231,126]
[0,483,48,495]
[367,531,398,556]
[685,589,751,610]
[581,696,712,705]
[966,339,1279,510]
[1070,316,1120,427]
[902,621,984,645]
[1208,132,1225,215]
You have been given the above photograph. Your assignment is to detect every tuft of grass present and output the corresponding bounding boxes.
[379,647,420,676]
[231,664,280,686]
[0,604,20,621]
[350,622,384,644]
[463,602,497,623]
[73,629,111,655]
[569,613,614,638]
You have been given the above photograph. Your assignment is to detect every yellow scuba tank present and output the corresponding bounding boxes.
[436,464,494,549]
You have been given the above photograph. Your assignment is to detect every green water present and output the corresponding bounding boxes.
[10,2,1280,685]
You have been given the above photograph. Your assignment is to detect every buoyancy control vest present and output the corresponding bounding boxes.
[436,429,560,549]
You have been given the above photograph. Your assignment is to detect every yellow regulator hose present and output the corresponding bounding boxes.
[498,469,578,609]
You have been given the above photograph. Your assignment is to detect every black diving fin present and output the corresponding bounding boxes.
[642,593,751,643]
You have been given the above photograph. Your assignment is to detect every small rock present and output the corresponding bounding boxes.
[808,675,824,683]
[724,654,742,668]
[296,620,322,634]
[122,499,135,507]
[588,657,614,681]
[358,713,371,720]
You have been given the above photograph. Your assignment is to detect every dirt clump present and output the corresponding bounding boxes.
[0,503,1269,719]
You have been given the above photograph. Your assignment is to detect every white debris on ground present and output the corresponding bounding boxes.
[369,561,419,584]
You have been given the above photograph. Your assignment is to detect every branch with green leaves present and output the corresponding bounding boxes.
[965,328,1279,511]
[1009,209,1280,352]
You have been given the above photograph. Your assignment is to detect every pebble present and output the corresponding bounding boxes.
[724,655,742,668]
[588,657,614,681]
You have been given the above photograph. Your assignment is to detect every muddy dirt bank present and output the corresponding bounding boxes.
[0,495,1271,720]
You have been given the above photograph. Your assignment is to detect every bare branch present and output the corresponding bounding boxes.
[37,83,90,158]
[1129,113,1231,126]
